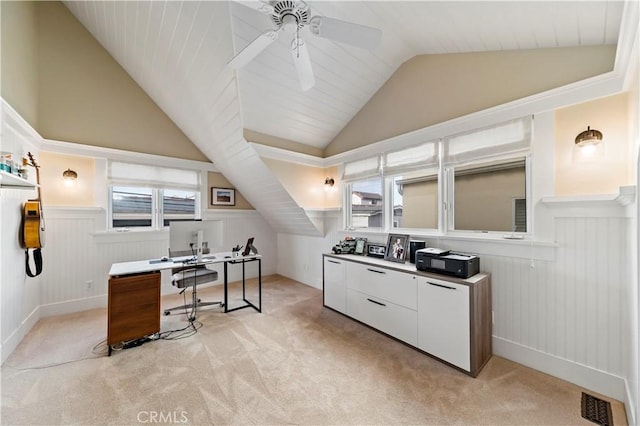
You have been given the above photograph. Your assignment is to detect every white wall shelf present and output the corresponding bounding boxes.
[540,186,636,218]
[0,170,35,189]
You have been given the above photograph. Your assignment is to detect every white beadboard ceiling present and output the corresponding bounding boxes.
[62,1,626,236]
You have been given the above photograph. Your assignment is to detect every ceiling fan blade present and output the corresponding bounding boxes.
[291,38,315,91]
[228,29,278,69]
[309,16,382,50]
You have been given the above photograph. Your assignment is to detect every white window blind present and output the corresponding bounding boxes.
[444,116,532,165]
[108,161,200,190]
[342,156,380,181]
[384,140,438,175]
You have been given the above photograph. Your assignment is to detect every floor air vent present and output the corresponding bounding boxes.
[581,392,613,426]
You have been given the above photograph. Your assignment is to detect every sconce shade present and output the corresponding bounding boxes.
[574,126,603,147]
[62,168,78,181]
[324,177,334,187]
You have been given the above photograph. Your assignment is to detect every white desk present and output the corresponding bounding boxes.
[107,252,262,354]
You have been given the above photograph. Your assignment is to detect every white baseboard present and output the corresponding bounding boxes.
[494,336,625,401]
[39,295,108,318]
[1,305,40,364]
[623,378,637,426]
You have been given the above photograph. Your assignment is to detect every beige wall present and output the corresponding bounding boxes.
[325,46,616,157]
[1,1,39,128]
[555,92,631,195]
[34,2,208,162]
[402,181,438,229]
[207,172,254,210]
[455,168,525,232]
[262,158,339,209]
[38,152,95,207]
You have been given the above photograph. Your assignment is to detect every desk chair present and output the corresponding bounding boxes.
[163,250,223,320]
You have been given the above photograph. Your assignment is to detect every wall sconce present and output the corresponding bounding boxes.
[574,126,603,157]
[62,168,78,186]
[324,177,335,191]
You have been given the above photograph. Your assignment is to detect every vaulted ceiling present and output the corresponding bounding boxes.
[62,1,629,236]
[65,1,625,151]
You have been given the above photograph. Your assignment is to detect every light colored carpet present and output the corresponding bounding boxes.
[1,275,627,425]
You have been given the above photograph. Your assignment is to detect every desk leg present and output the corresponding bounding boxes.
[224,261,229,313]
[258,259,262,312]
[242,261,246,300]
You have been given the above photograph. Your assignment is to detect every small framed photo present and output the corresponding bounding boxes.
[211,187,235,206]
[384,233,410,263]
[354,238,367,255]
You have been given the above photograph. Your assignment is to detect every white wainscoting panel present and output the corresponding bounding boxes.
[277,211,341,289]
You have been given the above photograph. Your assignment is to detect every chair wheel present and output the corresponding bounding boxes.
[164,311,170,316]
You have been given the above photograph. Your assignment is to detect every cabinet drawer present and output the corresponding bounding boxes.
[346,289,417,346]
[346,262,417,309]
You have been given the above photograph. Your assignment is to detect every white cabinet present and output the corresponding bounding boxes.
[323,257,346,313]
[322,253,492,377]
[418,278,470,371]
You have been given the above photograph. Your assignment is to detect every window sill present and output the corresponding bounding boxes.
[338,229,556,261]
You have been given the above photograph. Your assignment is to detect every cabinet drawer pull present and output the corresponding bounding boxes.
[366,268,386,274]
[367,298,387,307]
[427,281,457,290]
[327,260,341,264]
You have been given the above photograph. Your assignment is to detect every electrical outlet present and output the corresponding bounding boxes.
[86,280,93,290]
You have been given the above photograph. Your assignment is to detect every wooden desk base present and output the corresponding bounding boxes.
[107,271,160,354]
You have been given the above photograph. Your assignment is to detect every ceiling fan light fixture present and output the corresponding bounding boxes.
[281,14,299,33]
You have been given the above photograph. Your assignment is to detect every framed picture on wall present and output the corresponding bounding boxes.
[211,187,235,206]
[384,233,410,263]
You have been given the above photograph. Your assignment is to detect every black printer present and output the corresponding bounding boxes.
[415,248,479,278]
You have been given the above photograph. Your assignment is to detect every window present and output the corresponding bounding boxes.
[392,170,439,230]
[111,186,153,228]
[348,177,383,229]
[450,159,527,233]
[162,189,197,226]
[108,161,201,230]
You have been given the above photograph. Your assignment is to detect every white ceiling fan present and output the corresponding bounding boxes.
[229,0,382,91]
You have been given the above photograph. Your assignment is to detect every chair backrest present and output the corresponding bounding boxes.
[168,249,194,258]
